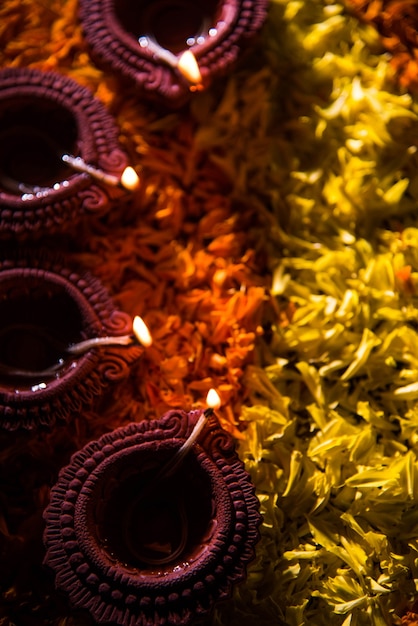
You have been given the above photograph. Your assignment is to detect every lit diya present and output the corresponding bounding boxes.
[43,392,262,625]
[0,68,139,237]
[78,0,269,105]
[0,253,148,431]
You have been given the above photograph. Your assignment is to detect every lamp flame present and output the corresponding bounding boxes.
[206,388,221,410]
[62,154,139,192]
[133,315,153,347]
[177,50,202,85]
[120,166,140,191]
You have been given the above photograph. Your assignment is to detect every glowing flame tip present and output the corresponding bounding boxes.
[177,50,202,85]
[120,166,140,191]
[206,388,221,410]
[133,315,153,347]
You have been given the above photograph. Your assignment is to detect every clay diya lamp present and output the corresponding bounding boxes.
[43,408,262,625]
[78,0,269,105]
[0,68,139,237]
[0,253,143,431]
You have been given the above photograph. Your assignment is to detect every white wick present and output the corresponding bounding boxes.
[139,37,202,86]
[162,388,222,478]
[61,154,140,191]
[67,334,134,355]
[68,316,152,355]
[139,36,178,67]
[1,317,153,380]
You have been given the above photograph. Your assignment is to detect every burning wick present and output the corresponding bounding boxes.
[175,388,222,458]
[138,37,202,86]
[1,316,152,379]
[68,315,152,354]
[158,389,222,480]
[61,154,140,192]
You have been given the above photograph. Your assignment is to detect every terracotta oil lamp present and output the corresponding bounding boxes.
[0,253,142,430]
[43,408,262,625]
[0,68,139,237]
[78,0,269,105]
